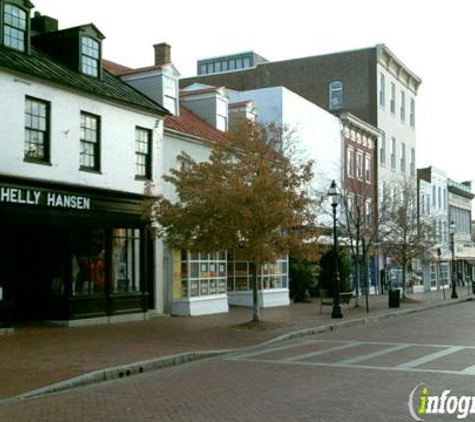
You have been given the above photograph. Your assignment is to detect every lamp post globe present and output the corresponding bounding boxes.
[328,180,343,319]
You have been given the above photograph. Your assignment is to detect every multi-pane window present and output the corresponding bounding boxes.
[365,155,371,183]
[365,199,372,227]
[410,98,415,127]
[173,251,227,298]
[400,90,406,122]
[329,81,343,110]
[380,134,386,166]
[379,73,385,107]
[135,127,152,179]
[163,75,177,114]
[80,112,100,170]
[347,147,355,177]
[3,4,27,51]
[81,36,100,77]
[410,148,415,177]
[346,195,354,221]
[390,82,396,114]
[356,150,363,179]
[390,137,396,169]
[227,255,288,292]
[24,97,49,162]
[400,142,406,173]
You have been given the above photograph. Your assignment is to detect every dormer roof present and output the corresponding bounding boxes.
[0,44,168,116]
[33,23,106,42]
[180,83,228,98]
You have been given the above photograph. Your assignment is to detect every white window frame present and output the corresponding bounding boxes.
[410,98,415,127]
[400,142,406,173]
[365,199,372,227]
[365,155,371,183]
[390,82,396,114]
[379,73,385,108]
[410,148,415,177]
[390,137,396,170]
[400,90,406,122]
[380,134,386,166]
[356,150,363,180]
[329,81,343,110]
[347,147,355,178]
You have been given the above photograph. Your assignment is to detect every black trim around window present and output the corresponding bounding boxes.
[1,2,29,53]
[80,111,101,172]
[24,96,50,164]
[80,35,101,78]
[135,127,152,180]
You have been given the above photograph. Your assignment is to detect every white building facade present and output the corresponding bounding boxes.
[0,1,168,328]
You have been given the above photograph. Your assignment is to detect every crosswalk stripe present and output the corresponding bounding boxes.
[283,341,362,362]
[336,344,410,365]
[396,346,464,369]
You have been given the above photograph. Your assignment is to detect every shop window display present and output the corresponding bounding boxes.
[173,251,227,299]
[71,229,106,296]
[112,229,140,293]
[69,228,141,296]
[227,254,288,292]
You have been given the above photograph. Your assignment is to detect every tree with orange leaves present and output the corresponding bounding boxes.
[151,119,319,321]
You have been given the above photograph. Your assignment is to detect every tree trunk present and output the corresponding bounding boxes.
[401,253,407,300]
[353,242,361,307]
[251,262,261,322]
[364,259,370,313]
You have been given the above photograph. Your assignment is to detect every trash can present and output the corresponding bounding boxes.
[388,289,400,308]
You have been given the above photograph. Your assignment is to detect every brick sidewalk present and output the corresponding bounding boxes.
[0,288,471,399]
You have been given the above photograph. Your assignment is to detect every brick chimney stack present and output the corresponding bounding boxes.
[154,43,171,66]
[31,12,59,35]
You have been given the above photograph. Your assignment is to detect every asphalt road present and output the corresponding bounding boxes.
[2,301,475,421]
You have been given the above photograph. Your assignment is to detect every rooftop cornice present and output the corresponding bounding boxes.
[376,44,422,94]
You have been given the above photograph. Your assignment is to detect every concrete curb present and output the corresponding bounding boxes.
[4,296,472,403]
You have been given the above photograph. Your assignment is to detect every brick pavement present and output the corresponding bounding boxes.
[0,288,471,400]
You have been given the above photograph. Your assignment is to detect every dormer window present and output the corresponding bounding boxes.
[3,3,27,51]
[81,36,100,77]
[163,74,177,115]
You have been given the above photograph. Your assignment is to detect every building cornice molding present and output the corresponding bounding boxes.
[376,44,422,94]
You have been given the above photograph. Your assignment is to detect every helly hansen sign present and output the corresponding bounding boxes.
[0,186,90,210]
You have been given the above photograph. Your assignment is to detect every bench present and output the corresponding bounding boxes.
[319,289,355,315]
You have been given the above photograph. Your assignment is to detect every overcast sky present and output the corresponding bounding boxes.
[32,0,475,184]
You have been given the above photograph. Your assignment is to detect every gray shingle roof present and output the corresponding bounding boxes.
[0,45,169,116]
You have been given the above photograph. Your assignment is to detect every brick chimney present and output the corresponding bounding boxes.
[154,43,171,66]
[31,12,59,35]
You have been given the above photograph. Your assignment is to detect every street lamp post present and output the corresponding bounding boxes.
[450,221,458,299]
[328,180,343,319]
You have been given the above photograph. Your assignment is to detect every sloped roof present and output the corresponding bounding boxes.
[165,105,227,144]
[0,45,168,116]
[105,61,180,78]
[102,59,132,75]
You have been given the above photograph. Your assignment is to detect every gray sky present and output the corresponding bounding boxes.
[32,0,475,184]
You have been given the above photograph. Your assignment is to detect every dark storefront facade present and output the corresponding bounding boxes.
[0,176,154,327]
